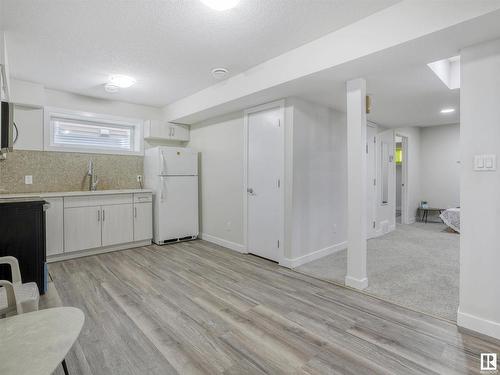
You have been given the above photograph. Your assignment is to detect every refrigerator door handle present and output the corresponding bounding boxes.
[160,150,167,175]
[160,178,166,202]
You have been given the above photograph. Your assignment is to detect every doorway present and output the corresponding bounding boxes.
[395,134,408,224]
[243,100,284,262]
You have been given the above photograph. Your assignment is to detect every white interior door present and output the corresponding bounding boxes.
[366,124,377,238]
[246,105,282,262]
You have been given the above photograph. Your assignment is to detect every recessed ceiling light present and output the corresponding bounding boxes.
[108,74,136,88]
[440,108,455,114]
[201,0,240,11]
[211,67,229,79]
[104,83,120,93]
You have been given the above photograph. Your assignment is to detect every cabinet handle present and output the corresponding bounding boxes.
[98,209,100,222]
[102,209,105,221]
[134,207,137,218]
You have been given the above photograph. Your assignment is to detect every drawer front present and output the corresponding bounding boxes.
[64,194,133,208]
[134,193,153,203]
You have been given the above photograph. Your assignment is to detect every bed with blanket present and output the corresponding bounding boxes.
[440,208,460,233]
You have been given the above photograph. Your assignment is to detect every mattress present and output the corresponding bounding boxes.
[440,208,460,233]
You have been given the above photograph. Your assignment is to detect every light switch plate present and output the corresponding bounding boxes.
[25,175,33,184]
[474,154,496,171]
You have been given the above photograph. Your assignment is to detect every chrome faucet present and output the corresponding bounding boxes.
[87,160,99,191]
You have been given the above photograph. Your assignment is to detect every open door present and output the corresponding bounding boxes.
[376,129,396,234]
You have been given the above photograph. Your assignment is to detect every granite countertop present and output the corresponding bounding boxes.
[0,189,153,200]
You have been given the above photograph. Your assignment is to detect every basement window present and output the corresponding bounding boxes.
[44,108,143,155]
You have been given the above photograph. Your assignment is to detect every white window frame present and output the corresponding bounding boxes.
[44,107,144,156]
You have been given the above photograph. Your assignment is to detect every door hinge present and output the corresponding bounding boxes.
[373,221,376,229]
[277,240,280,248]
[278,119,281,127]
[277,179,281,188]
[374,137,376,143]
[366,143,368,153]
[373,178,376,186]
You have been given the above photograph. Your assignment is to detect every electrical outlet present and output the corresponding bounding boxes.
[136,175,143,183]
[332,224,337,233]
[25,175,33,185]
[226,221,232,232]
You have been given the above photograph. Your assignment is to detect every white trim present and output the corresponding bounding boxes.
[243,99,286,263]
[199,233,247,254]
[43,106,144,156]
[279,241,347,268]
[457,309,500,340]
[47,240,151,263]
[345,276,369,290]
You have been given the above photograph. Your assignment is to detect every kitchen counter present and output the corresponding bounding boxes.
[0,189,153,200]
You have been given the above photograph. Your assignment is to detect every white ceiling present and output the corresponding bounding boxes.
[302,63,460,128]
[176,7,500,127]
[3,0,400,107]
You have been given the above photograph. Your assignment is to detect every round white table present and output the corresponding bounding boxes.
[0,307,84,375]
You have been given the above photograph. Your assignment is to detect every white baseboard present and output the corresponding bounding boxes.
[47,240,152,263]
[199,233,247,254]
[345,275,369,290]
[457,309,500,340]
[279,241,347,268]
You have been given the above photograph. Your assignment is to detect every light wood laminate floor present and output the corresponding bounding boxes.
[43,240,500,375]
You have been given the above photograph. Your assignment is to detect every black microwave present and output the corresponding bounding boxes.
[0,101,13,152]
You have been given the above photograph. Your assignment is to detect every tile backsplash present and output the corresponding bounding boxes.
[0,150,143,194]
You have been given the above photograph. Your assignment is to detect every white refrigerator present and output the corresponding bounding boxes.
[144,146,199,245]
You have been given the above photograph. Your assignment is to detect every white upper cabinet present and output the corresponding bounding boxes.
[0,32,11,101]
[144,120,190,142]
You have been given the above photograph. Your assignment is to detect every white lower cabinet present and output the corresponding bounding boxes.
[64,206,102,253]
[46,192,152,259]
[45,197,64,256]
[134,202,153,241]
[102,204,134,246]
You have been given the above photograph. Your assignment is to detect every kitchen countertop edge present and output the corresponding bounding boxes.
[0,189,153,199]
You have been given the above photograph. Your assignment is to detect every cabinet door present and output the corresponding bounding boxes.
[170,125,190,141]
[45,197,64,256]
[134,202,152,241]
[102,204,134,247]
[64,206,102,253]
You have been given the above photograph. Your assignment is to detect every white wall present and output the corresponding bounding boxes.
[420,123,460,209]
[10,79,163,152]
[458,39,500,340]
[189,98,348,265]
[188,112,245,250]
[288,98,347,264]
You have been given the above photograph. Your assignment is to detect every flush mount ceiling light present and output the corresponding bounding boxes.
[440,108,455,114]
[211,67,229,79]
[201,0,240,11]
[108,74,136,88]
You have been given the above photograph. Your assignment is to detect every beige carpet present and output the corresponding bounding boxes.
[296,223,459,321]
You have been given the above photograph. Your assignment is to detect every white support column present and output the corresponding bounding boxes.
[345,78,368,290]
